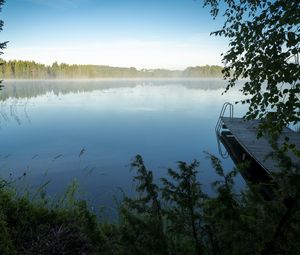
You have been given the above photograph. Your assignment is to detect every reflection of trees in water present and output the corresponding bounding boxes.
[0,99,31,126]
[0,79,229,101]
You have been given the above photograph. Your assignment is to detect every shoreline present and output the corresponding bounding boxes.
[1,77,226,82]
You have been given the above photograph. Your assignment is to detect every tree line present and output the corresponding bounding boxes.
[0,60,223,79]
[0,0,299,253]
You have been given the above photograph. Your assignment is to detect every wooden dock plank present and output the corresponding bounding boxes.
[221,117,300,174]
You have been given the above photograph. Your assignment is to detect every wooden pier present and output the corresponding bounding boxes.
[219,117,300,175]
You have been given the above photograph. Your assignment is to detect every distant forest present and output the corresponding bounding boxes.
[0,60,223,79]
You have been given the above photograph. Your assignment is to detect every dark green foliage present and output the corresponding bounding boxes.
[0,0,299,253]
[199,2,300,251]
[124,155,300,255]
[0,60,223,79]
[162,160,206,255]
[0,154,299,254]
[203,0,300,137]
[120,155,168,255]
[0,185,112,254]
[203,156,245,255]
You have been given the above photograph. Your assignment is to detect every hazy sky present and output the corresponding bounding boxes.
[1,0,228,69]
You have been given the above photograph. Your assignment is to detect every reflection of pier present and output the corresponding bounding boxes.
[216,103,300,199]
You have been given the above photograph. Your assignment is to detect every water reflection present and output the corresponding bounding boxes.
[0,79,247,216]
[0,79,231,101]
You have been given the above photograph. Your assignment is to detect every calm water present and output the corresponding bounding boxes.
[0,79,246,215]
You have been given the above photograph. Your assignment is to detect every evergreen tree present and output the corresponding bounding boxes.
[161,160,207,255]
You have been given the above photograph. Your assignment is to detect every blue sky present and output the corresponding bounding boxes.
[1,0,228,69]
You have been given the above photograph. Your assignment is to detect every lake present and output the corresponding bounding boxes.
[0,79,247,216]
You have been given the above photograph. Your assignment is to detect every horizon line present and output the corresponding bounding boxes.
[1,58,224,71]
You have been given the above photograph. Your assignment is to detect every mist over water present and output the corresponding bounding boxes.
[0,79,247,216]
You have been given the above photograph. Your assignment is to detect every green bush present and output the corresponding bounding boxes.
[0,154,299,255]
